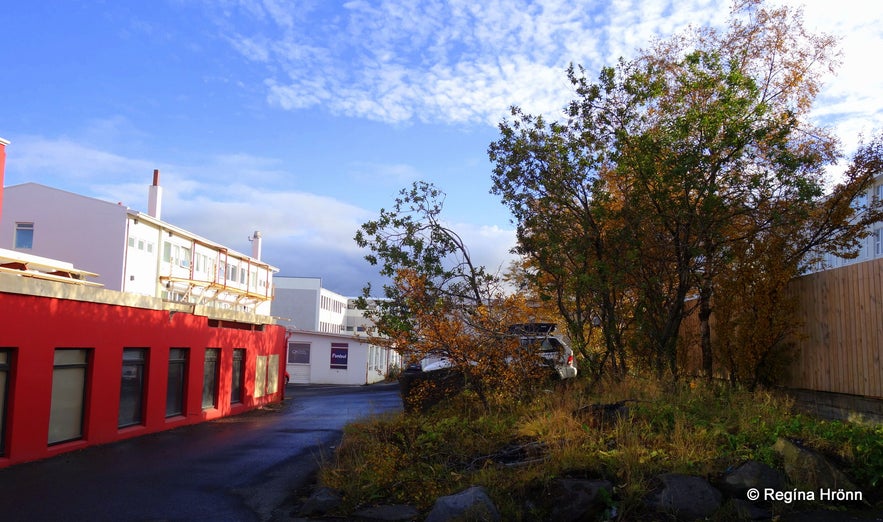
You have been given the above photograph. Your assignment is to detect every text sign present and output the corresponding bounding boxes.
[330,343,348,369]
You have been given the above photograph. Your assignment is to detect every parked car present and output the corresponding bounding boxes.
[510,323,578,379]
[414,323,577,379]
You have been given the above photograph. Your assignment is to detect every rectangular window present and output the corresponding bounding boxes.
[255,356,267,399]
[119,349,147,428]
[147,242,154,254]
[876,229,883,256]
[231,349,245,404]
[14,222,34,249]
[202,349,220,410]
[166,348,188,417]
[128,237,136,248]
[266,354,279,394]
[288,343,311,364]
[163,242,172,262]
[182,247,191,268]
[48,349,89,445]
[0,350,10,455]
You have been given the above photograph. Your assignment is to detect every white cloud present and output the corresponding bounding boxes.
[213,0,745,126]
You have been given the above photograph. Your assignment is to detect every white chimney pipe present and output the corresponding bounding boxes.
[148,169,162,220]
[250,230,262,260]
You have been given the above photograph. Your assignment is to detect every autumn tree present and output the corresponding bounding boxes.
[489,98,637,383]
[490,0,883,383]
[355,181,550,409]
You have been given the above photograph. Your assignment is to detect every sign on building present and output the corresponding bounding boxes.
[330,343,348,369]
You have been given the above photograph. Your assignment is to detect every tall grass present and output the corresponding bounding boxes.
[318,377,883,519]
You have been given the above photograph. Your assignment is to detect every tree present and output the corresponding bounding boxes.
[490,0,883,383]
[489,97,636,383]
[355,181,549,409]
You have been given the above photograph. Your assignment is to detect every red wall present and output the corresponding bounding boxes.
[0,290,287,468]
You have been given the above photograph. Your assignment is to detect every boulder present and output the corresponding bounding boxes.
[547,479,614,521]
[720,460,787,500]
[644,473,723,520]
[297,486,342,517]
[425,486,500,522]
[353,504,421,521]
[773,438,857,493]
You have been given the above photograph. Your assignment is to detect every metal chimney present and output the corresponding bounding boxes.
[148,169,162,220]
[250,230,262,260]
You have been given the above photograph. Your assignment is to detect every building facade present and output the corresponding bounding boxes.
[273,277,397,384]
[0,153,286,467]
[0,175,276,315]
[0,271,286,468]
[816,172,883,271]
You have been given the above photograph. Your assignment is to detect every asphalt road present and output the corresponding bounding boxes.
[0,382,402,522]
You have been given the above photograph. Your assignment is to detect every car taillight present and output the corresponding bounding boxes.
[566,354,574,366]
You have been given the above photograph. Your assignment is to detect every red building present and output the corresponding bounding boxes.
[0,139,287,467]
[0,269,287,468]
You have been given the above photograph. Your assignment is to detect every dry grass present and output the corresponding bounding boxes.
[318,376,883,519]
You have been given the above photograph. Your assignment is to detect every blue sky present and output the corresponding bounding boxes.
[2,1,882,296]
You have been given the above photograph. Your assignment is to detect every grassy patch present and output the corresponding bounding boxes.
[319,377,883,519]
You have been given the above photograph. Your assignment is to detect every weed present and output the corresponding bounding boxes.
[319,376,883,518]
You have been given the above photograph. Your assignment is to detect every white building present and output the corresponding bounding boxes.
[285,330,401,385]
[273,276,349,333]
[0,172,277,315]
[273,276,397,384]
[816,173,883,271]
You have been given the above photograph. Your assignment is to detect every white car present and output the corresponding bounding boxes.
[416,323,577,379]
[511,323,578,379]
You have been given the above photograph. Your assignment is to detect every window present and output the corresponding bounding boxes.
[48,349,89,445]
[231,349,245,404]
[876,228,883,256]
[119,349,147,428]
[255,356,267,399]
[182,247,191,268]
[14,223,34,249]
[288,343,311,364]
[202,349,220,410]
[0,350,10,455]
[128,237,136,248]
[166,348,188,417]
[163,242,172,262]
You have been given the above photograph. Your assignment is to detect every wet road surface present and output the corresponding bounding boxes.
[0,382,402,521]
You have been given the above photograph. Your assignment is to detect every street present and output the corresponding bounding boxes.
[0,382,402,521]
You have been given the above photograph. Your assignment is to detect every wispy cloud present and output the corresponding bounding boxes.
[212,0,731,125]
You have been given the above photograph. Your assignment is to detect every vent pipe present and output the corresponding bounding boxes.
[250,230,262,260]
[148,169,162,220]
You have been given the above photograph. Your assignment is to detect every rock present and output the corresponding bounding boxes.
[353,504,420,521]
[773,437,858,493]
[547,479,614,522]
[729,498,773,520]
[720,460,787,500]
[424,486,500,522]
[297,486,342,517]
[644,473,723,520]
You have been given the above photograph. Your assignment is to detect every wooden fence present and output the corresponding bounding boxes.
[785,258,883,398]
[680,257,883,399]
